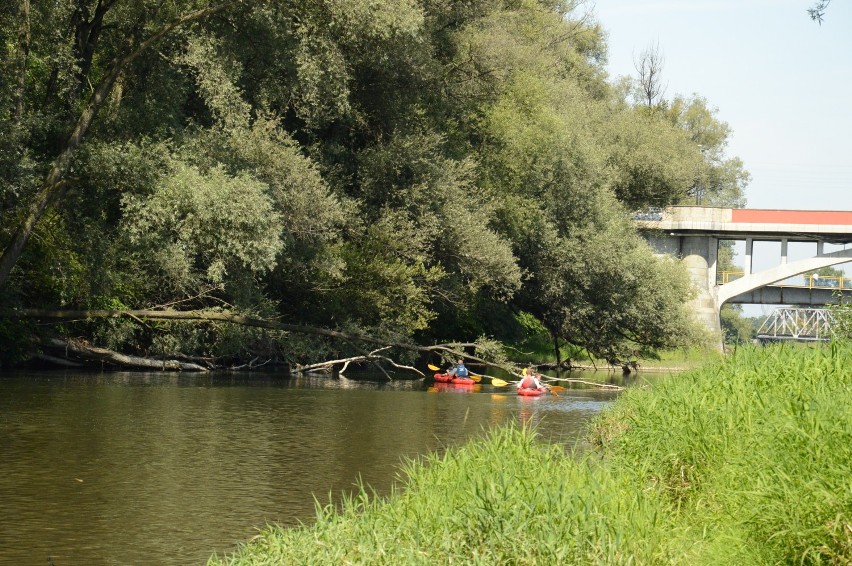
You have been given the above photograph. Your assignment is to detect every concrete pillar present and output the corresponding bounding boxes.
[679,235,723,350]
[643,231,724,350]
[781,239,788,265]
[745,238,754,274]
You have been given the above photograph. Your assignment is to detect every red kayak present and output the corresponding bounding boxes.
[433,373,476,385]
[432,382,479,393]
[517,386,548,397]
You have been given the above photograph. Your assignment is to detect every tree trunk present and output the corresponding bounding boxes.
[72,0,115,94]
[13,0,30,121]
[42,337,208,371]
[553,332,562,378]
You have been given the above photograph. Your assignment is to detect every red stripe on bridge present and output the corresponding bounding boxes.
[732,209,852,225]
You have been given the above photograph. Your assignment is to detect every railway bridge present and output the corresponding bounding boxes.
[636,206,852,349]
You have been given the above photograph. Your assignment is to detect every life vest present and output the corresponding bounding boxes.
[520,375,537,389]
[455,364,469,377]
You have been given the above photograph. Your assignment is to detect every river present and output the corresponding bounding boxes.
[0,369,628,565]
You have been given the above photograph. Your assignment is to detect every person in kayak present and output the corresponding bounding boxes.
[448,359,470,378]
[517,367,543,391]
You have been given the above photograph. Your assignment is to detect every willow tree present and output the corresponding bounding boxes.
[0,0,242,289]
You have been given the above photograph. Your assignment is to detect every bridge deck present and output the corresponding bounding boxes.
[636,206,852,243]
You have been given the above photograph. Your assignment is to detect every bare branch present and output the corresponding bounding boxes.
[634,41,666,107]
[808,0,831,24]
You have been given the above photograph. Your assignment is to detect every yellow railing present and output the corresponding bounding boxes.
[718,271,744,284]
[804,274,848,289]
[717,271,850,289]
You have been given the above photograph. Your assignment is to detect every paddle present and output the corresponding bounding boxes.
[427,363,481,382]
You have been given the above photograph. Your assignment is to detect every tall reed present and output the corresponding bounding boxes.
[591,341,852,564]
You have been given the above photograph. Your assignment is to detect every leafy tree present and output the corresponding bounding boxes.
[0,0,723,366]
[666,96,750,207]
[0,0,240,288]
[720,304,755,345]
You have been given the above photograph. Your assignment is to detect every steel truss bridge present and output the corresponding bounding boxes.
[755,308,836,342]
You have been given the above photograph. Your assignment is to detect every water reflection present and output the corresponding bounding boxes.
[0,370,622,565]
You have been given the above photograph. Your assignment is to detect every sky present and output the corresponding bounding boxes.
[593,0,852,212]
[591,1,852,313]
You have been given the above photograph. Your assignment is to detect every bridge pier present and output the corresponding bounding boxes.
[646,232,724,350]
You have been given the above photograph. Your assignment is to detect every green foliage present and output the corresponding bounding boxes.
[591,343,852,564]
[605,110,702,209]
[0,318,35,367]
[666,95,750,207]
[720,304,755,344]
[496,191,701,364]
[1,0,732,364]
[828,293,852,340]
[120,161,283,298]
[333,211,444,335]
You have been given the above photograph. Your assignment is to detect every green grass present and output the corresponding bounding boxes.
[590,341,852,564]
[633,346,722,370]
[210,342,852,565]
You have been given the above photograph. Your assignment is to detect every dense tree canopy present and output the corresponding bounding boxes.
[0,0,745,368]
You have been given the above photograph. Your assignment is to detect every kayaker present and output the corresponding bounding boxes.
[448,359,470,378]
[517,367,543,391]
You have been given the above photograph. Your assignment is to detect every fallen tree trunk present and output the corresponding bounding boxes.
[9,307,480,360]
[41,337,208,371]
[14,308,422,347]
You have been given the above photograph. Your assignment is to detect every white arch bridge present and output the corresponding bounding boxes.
[636,206,852,349]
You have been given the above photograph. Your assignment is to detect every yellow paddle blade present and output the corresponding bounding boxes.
[549,385,566,392]
[471,374,482,382]
[427,364,441,371]
[491,378,509,387]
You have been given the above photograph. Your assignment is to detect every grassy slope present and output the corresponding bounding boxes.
[210,343,852,565]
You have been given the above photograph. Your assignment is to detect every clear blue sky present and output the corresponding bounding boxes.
[594,0,852,212]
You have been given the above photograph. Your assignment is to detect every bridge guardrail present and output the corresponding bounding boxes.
[717,271,850,289]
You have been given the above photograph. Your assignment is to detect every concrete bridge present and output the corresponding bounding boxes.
[636,206,852,348]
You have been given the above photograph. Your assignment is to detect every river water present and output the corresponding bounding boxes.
[0,369,627,565]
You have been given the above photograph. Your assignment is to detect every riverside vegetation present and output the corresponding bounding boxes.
[0,1,751,371]
[209,342,852,565]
